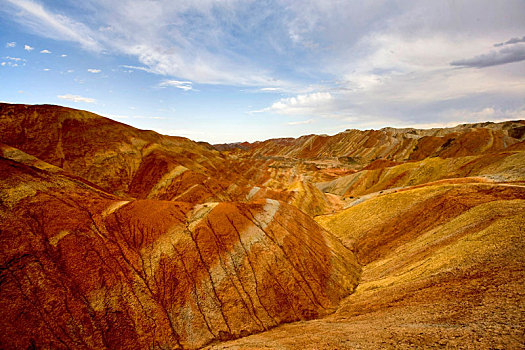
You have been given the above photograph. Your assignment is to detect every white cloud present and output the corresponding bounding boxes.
[57,94,96,103]
[5,0,100,51]
[4,56,25,62]
[120,65,153,73]
[87,68,101,73]
[159,80,193,91]
[259,92,334,116]
[258,87,287,93]
[24,44,34,51]
[40,49,51,54]
[6,42,16,48]
[61,54,67,57]
[1,57,26,67]
[43,68,50,71]
[287,119,314,125]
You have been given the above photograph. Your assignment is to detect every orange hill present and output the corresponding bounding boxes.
[1,103,524,349]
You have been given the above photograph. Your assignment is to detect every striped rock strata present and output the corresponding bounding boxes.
[0,150,360,349]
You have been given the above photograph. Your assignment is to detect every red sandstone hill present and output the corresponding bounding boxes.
[212,180,525,349]
[226,121,525,163]
[0,143,359,349]
[1,103,525,349]
[0,103,252,203]
[0,103,343,216]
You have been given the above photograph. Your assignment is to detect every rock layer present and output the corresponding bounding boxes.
[236,120,525,162]
[0,148,359,349]
[1,103,524,349]
[208,181,525,349]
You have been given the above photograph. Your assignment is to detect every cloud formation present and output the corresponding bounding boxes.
[5,56,25,62]
[40,49,51,54]
[87,68,101,73]
[4,0,100,51]
[1,0,287,86]
[24,44,33,51]
[120,65,152,73]
[287,119,314,125]
[5,42,16,48]
[57,94,96,103]
[159,80,193,91]
[2,56,26,67]
[258,92,334,116]
[2,0,525,136]
[494,36,525,47]
[451,45,525,68]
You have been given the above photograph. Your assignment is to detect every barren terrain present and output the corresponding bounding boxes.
[1,103,524,349]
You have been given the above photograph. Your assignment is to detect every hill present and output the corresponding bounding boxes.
[1,103,524,349]
[210,180,525,348]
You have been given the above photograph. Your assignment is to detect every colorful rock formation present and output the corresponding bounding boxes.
[1,103,524,349]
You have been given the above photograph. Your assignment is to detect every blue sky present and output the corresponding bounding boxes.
[1,0,524,143]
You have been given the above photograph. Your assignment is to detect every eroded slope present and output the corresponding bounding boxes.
[207,181,525,349]
[0,103,250,202]
[317,150,525,199]
[0,103,339,216]
[0,147,360,349]
[241,121,525,163]
[2,103,525,349]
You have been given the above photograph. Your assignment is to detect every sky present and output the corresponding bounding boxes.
[1,0,524,143]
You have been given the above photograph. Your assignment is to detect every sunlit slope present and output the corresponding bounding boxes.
[2,102,525,348]
[0,103,252,201]
[243,121,525,163]
[208,182,525,348]
[317,150,525,198]
[0,146,360,349]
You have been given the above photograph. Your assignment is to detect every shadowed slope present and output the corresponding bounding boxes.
[0,103,337,215]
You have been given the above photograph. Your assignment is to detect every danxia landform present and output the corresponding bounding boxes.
[1,103,524,349]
